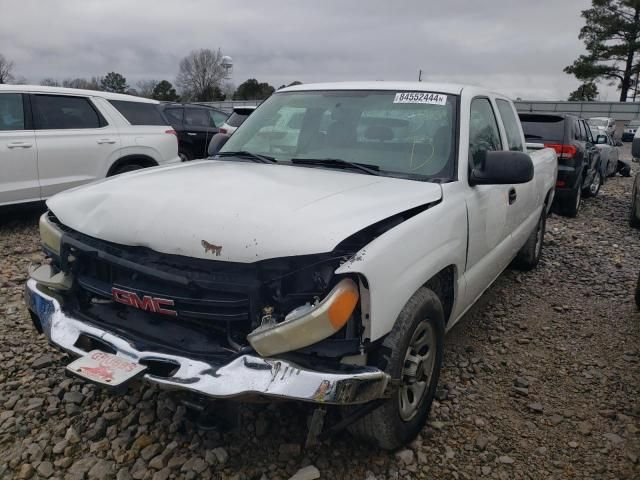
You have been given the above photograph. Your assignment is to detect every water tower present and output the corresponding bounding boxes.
[221,56,233,80]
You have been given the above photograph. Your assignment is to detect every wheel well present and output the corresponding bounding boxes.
[544,188,553,206]
[107,155,158,176]
[424,265,456,325]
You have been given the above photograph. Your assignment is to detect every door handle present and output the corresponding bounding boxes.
[97,138,116,144]
[187,132,197,136]
[508,187,517,205]
[7,142,33,149]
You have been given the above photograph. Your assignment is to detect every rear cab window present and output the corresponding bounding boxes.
[109,100,166,126]
[0,93,26,130]
[33,95,106,129]
[495,99,523,152]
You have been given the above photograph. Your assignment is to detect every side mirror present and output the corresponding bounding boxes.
[632,137,640,158]
[596,135,607,144]
[469,151,534,185]
[208,133,230,156]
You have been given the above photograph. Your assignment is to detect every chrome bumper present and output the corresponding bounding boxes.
[24,279,389,405]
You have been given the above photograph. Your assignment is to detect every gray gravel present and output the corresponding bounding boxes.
[1,165,639,479]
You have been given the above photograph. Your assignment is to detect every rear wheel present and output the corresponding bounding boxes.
[113,163,144,175]
[179,150,192,162]
[619,163,631,177]
[514,208,546,270]
[558,187,581,218]
[346,288,444,450]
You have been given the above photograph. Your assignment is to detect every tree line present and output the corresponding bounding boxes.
[0,48,301,103]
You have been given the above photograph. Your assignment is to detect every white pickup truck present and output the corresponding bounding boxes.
[26,82,557,449]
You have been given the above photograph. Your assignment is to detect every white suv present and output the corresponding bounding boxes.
[0,85,180,207]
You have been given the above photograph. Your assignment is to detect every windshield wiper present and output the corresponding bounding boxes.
[290,158,380,176]
[216,151,277,163]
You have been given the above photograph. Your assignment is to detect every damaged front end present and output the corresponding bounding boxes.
[27,209,430,404]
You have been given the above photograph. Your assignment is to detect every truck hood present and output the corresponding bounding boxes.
[47,161,442,262]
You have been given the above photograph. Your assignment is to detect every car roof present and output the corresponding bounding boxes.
[0,84,159,104]
[277,81,507,98]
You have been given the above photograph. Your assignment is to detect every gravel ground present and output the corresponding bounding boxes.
[1,163,639,479]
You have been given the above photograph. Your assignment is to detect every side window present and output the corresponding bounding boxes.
[209,110,228,128]
[576,121,587,141]
[496,99,523,151]
[584,122,594,143]
[184,108,210,127]
[469,98,503,167]
[163,107,183,124]
[0,93,25,131]
[33,95,103,129]
[109,100,166,126]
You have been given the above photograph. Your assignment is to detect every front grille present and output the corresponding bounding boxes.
[59,230,261,358]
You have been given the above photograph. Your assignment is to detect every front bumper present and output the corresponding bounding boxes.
[24,279,389,405]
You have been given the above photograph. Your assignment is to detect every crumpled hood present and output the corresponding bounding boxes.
[47,160,442,262]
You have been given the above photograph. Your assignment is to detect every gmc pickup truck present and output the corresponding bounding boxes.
[26,82,557,450]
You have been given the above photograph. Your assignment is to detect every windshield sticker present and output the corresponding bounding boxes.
[393,92,447,105]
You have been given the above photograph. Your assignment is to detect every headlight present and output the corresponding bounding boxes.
[247,278,359,356]
[39,212,63,256]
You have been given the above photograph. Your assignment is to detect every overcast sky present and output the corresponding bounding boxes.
[0,0,620,100]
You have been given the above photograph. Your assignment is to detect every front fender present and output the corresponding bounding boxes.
[336,199,467,341]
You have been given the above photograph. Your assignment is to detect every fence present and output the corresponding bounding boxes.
[514,101,640,135]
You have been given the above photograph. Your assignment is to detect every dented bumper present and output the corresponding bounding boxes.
[24,279,389,405]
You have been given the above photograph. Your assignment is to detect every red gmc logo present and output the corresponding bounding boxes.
[111,287,177,316]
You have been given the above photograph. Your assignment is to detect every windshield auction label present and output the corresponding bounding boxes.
[393,92,447,105]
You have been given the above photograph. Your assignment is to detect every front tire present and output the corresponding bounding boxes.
[347,288,444,450]
[584,170,602,197]
[630,174,640,228]
[514,207,546,270]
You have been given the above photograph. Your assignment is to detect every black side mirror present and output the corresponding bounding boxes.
[470,150,534,185]
[208,133,230,156]
[632,137,640,158]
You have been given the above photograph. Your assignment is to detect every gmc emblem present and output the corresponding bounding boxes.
[111,287,177,316]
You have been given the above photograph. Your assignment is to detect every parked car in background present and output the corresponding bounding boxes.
[631,131,640,228]
[591,129,629,177]
[218,106,256,135]
[587,117,616,137]
[27,82,557,450]
[160,103,228,161]
[0,85,180,208]
[622,119,640,142]
[519,113,601,217]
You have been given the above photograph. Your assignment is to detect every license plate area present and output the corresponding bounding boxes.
[66,350,147,387]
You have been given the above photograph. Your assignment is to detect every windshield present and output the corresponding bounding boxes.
[588,118,607,127]
[219,90,458,180]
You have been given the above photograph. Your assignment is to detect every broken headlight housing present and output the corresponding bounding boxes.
[248,277,359,356]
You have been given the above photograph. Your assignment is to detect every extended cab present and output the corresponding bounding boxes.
[25,82,557,450]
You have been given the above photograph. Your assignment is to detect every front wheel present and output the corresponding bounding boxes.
[346,288,444,450]
[584,170,602,197]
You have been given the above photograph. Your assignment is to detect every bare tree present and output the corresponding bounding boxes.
[62,77,102,90]
[136,79,159,98]
[176,49,227,101]
[40,78,60,87]
[0,53,15,84]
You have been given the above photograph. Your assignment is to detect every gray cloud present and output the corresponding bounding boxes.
[0,0,618,100]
